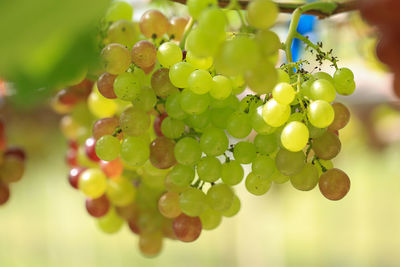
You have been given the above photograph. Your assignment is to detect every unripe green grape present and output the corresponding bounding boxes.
[131,40,157,69]
[262,99,290,127]
[188,69,213,95]
[290,163,319,191]
[132,86,157,111]
[310,79,336,102]
[187,0,218,19]
[328,102,350,131]
[179,89,210,115]
[186,110,211,129]
[275,148,305,176]
[107,20,137,48]
[179,187,207,216]
[319,168,350,201]
[161,117,185,139]
[200,127,229,156]
[95,135,120,161]
[113,72,142,101]
[139,9,169,39]
[105,2,133,22]
[313,72,334,84]
[158,191,182,219]
[233,141,256,164]
[169,62,195,88]
[170,164,195,187]
[151,68,179,98]
[174,137,202,165]
[157,42,182,68]
[210,94,239,109]
[106,177,136,206]
[197,156,222,182]
[246,0,278,29]
[271,170,290,184]
[186,51,213,70]
[307,100,335,128]
[186,27,224,57]
[245,172,272,195]
[97,208,124,234]
[101,43,131,75]
[210,107,235,129]
[227,112,252,139]
[210,75,232,100]
[165,92,187,120]
[221,160,244,186]
[79,169,108,199]
[312,131,341,160]
[254,134,278,155]
[277,69,290,84]
[121,136,150,167]
[300,78,314,99]
[222,194,240,217]
[206,184,234,212]
[256,30,281,56]
[200,207,222,230]
[251,106,276,134]
[272,83,296,105]
[280,121,309,152]
[120,107,150,136]
[333,68,355,95]
[198,7,227,33]
[252,155,276,179]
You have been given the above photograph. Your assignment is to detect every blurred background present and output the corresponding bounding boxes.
[1,0,400,266]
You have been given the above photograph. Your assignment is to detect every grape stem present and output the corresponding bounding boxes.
[180,17,194,50]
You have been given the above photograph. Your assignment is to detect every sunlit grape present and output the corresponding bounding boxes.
[78,169,108,199]
[307,100,335,128]
[105,1,133,22]
[247,0,278,29]
[188,69,213,95]
[169,62,195,88]
[280,121,309,152]
[132,40,157,69]
[186,51,213,70]
[139,9,170,38]
[251,106,276,134]
[197,156,221,183]
[310,79,336,102]
[88,87,118,118]
[157,42,183,68]
[107,20,137,48]
[168,17,189,41]
[179,187,207,216]
[245,172,271,196]
[272,83,296,105]
[187,0,217,19]
[262,99,290,127]
[101,43,131,75]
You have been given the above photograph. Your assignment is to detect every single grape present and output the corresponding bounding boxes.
[200,127,229,156]
[307,100,335,128]
[168,17,189,41]
[226,112,252,139]
[206,184,234,212]
[101,43,131,75]
[312,131,341,160]
[186,51,213,70]
[319,168,350,200]
[157,42,183,68]
[132,86,157,111]
[262,99,290,127]
[221,160,244,186]
[139,231,163,257]
[95,135,120,161]
[151,68,179,98]
[198,7,227,34]
[107,20,137,48]
[280,121,309,152]
[188,69,213,95]
[97,73,117,99]
[333,68,356,95]
[252,155,276,179]
[139,10,169,38]
[169,164,195,187]
[210,107,234,129]
[106,177,136,206]
[78,169,108,199]
[113,72,142,101]
[245,172,272,195]
[277,69,290,84]
[149,137,177,169]
[88,86,118,118]
[290,163,319,191]
[92,117,120,140]
[86,195,110,218]
[97,208,124,234]
[187,0,218,19]
[328,102,350,131]
[104,1,133,22]
[233,142,256,164]
[275,148,305,176]
[186,27,224,58]
[197,156,222,183]
[169,62,195,88]
[186,110,211,129]
[132,40,157,69]
[174,137,202,165]
[200,207,222,230]
[179,89,210,115]
[254,134,278,155]
[158,191,182,219]
[246,0,278,29]
[310,79,336,102]
[165,92,187,120]
[161,117,185,139]
[121,136,150,167]
[84,137,100,162]
[179,187,207,216]
[272,83,296,105]
[120,107,150,136]
[173,214,202,242]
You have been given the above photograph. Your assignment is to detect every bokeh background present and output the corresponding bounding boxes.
[1,0,400,266]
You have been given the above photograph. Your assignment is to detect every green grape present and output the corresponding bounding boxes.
[197,156,222,182]
[313,72,334,84]
[280,121,309,152]
[186,27,224,57]
[79,169,107,198]
[113,72,142,101]
[254,134,278,155]
[300,78,314,99]
[161,117,185,139]
[170,164,195,187]
[272,83,296,105]
[186,51,213,70]
[271,170,290,184]
[174,137,202,165]
[165,92,187,120]
[107,20,137,48]
[200,207,222,230]
[120,107,150,136]
[179,89,210,115]
[97,208,124,234]
[328,102,350,131]
[106,177,136,206]
[169,62,195,88]
[157,42,183,68]
[222,195,240,217]
[179,187,207,216]
[230,75,245,87]
[95,135,120,161]
[252,155,276,179]
[105,1,133,22]
[312,131,341,160]
[210,94,239,109]
[151,68,179,98]
[319,168,350,200]
[187,0,218,19]
[275,148,305,176]
[121,136,150,167]
[307,100,335,128]
[290,163,319,191]
[308,124,326,138]
[256,30,281,56]
[200,127,229,156]
[188,69,213,95]
[226,112,252,139]
[233,141,256,164]
[221,160,244,186]
[210,107,235,129]
[245,172,271,196]
[250,106,276,134]
[186,110,211,129]
[246,0,278,29]
[262,99,290,127]
[198,7,227,34]
[158,191,182,219]
[139,9,169,39]
[333,68,355,95]
[132,40,157,69]
[210,75,232,100]
[206,184,234,212]
[310,79,336,102]
[101,43,131,75]
[277,69,290,84]
[132,86,157,111]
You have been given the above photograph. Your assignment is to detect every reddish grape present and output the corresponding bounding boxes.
[68,140,79,150]
[132,40,157,69]
[68,167,86,189]
[149,137,177,169]
[4,147,26,161]
[129,217,141,235]
[139,10,170,39]
[151,68,178,98]
[66,148,78,167]
[97,73,117,99]
[153,113,168,137]
[0,182,10,205]
[85,195,110,217]
[92,117,121,140]
[100,158,123,178]
[139,231,163,257]
[0,156,24,183]
[319,168,350,201]
[85,137,100,162]
[172,214,202,242]
[328,102,350,131]
[168,17,189,41]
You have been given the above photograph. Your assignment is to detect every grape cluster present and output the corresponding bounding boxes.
[358,0,400,97]
[53,0,356,257]
[0,119,26,206]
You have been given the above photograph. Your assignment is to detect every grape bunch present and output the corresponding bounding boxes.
[0,119,26,206]
[53,0,356,257]
[358,0,400,97]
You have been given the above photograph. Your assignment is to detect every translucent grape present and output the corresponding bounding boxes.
[200,127,229,156]
[252,155,276,179]
[247,0,278,29]
[179,187,207,216]
[101,43,131,75]
[290,163,319,191]
[173,214,202,242]
[97,208,124,234]
[206,184,234,212]
[328,102,350,131]
[97,73,117,99]
[120,107,150,136]
[157,42,183,68]
[85,137,100,162]
[187,0,218,19]
[256,30,281,56]
[186,51,213,70]
[221,160,244,186]
[210,75,232,100]
[307,100,335,128]
[277,69,290,84]
[245,172,272,195]
[271,170,290,184]
[226,112,252,139]
[106,177,136,206]
[0,182,10,205]
[179,89,210,115]
[78,169,107,199]
[93,117,120,140]
[300,79,314,99]
[186,27,224,58]
[113,72,142,101]
[262,99,290,127]
[233,142,256,164]
[161,117,185,139]
[254,134,278,155]
[272,83,296,105]
[168,17,189,41]
[310,79,336,102]
[107,20,137,48]
[165,92,187,120]
[68,167,86,189]
[313,72,334,84]
[88,87,117,118]
[333,68,355,95]
[149,137,177,169]
[186,110,211,129]
[200,207,222,230]
[158,192,182,219]
[188,69,213,95]
[100,158,123,178]
[121,136,150,167]
[251,106,276,134]
[95,135,120,161]
[104,1,133,22]
[139,10,169,38]
[86,195,110,218]
[151,68,179,98]
[174,137,202,165]
[197,156,221,182]
[139,231,163,257]
[319,168,350,200]
[169,62,195,88]
[169,164,195,187]
[132,40,157,69]
[132,86,157,111]
[280,121,309,152]
[312,131,341,160]
[275,148,305,176]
